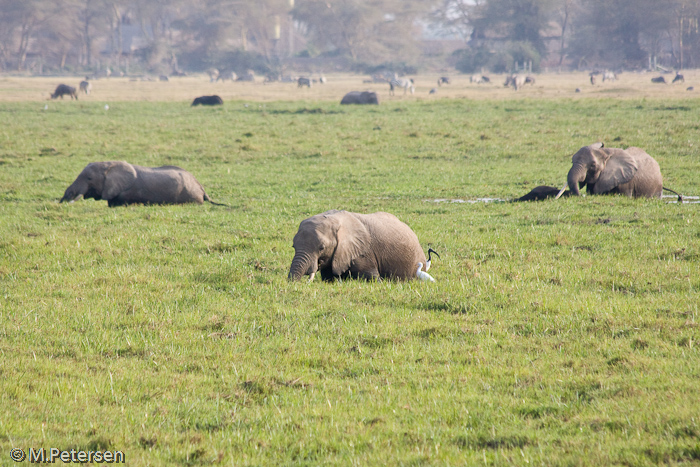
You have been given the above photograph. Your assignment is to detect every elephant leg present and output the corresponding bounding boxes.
[356,270,381,281]
[107,197,128,207]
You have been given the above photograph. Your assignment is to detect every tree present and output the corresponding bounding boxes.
[292,0,427,64]
[568,0,673,68]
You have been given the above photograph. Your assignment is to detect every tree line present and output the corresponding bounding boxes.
[0,0,698,75]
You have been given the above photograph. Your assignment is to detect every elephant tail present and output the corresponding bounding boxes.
[662,186,683,202]
[204,193,229,207]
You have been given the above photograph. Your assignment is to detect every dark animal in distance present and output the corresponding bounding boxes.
[437,77,450,86]
[651,76,667,84]
[50,84,78,100]
[191,95,223,106]
[672,73,685,84]
[524,76,536,85]
[79,80,91,95]
[297,77,312,88]
[340,91,379,105]
[514,186,571,202]
[60,161,225,207]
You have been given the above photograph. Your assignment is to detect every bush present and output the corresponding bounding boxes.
[351,61,418,76]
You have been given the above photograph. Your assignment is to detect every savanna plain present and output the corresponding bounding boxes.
[0,74,699,466]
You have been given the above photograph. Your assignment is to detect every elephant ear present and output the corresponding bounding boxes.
[593,149,638,194]
[102,162,137,200]
[331,212,371,276]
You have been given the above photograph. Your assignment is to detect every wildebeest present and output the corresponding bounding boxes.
[191,95,223,106]
[159,75,169,82]
[236,70,255,82]
[505,74,526,90]
[50,84,78,100]
[590,74,596,85]
[429,88,437,94]
[651,76,667,84]
[216,71,237,82]
[437,77,450,86]
[672,72,685,84]
[79,80,91,95]
[297,77,312,88]
[340,91,379,105]
[524,76,536,85]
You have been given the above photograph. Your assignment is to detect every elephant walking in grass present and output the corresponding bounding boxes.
[288,210,435,282]
[556,143,682,200]
[60,161,225,207]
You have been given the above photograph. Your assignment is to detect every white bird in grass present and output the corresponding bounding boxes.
[416,262,436,282]
[425,248,440,272]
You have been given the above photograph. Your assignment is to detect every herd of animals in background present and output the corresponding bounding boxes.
[49,70,689,282]
[48,67,694,104]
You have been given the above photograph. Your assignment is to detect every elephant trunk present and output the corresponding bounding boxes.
[60,179,87,203]
[288,252,318,281]
[567,164,587,196]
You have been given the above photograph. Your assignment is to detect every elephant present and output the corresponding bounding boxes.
[340,91,379,105]
[60,161,225,207]
[557,143,682,200]
[192,95,223,106]
[514,185,570,202]
[288,210,434,282]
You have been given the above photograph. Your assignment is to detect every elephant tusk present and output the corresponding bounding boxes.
[554,184,568,200]
[308,272,315,283]
[416,263,436,282]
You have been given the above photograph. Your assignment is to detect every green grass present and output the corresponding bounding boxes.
[0,98,699,466]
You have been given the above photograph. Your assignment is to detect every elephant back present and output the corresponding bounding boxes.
[360,212,427,280]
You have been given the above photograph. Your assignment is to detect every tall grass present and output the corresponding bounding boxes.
[0,96,698,465]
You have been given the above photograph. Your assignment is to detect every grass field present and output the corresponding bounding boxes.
[0,75,699,465]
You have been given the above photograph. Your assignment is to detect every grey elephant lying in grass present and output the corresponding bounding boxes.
[288,210,436,282]
[60,161,226,207]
